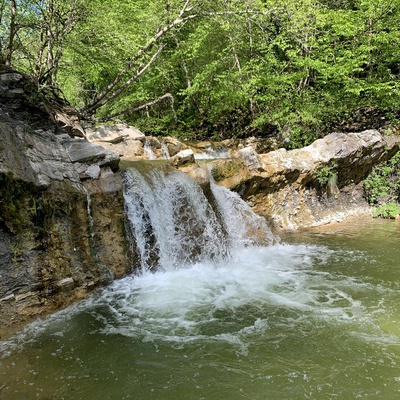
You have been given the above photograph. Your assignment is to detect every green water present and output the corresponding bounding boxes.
[1,219,400,399]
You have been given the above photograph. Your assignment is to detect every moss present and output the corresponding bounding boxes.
[0,173,26,234]
[0,172,42,235]
[211,160,246,182]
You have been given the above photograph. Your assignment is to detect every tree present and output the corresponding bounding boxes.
[2,0,399,144]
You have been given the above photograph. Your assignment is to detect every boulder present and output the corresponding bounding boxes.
[170,149,195,167]
[87,124,145,143]
[221,130,400,230]
[87,124,147,160]
[163,136,183,157]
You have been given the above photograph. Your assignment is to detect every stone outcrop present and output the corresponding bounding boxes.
[0,79,131,337]
[214,130,400,230]
[2,66,400,337]
[0,65,86,138]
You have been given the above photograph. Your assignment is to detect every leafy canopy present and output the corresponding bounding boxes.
[2,0,400,144]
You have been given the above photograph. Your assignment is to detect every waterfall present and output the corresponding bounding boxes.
[82,186,96,252]
[209,176,276,248]
[143,138,156,160]
[123,166,277,272]
[160,141,170,159]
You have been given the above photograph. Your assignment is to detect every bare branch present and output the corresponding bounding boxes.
[80,11,196,115]
[97,93,176,122]
[84,44,166,114]
[5,0,17,65]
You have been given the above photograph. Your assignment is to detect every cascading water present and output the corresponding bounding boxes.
[143,138,156,160]
[123,166,277,272]
[1,166,400,400]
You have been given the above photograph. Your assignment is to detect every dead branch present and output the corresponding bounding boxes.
[80,3,281,118]
[97,93,177,122]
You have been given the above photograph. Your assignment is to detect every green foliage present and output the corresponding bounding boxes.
[363,151,400,205]
[316,162,338,186]
[373,203,400,219]
[3,0,400,140]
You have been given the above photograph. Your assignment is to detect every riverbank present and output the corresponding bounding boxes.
[1,70,400,335]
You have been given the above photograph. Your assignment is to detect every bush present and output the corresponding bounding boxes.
[373,203,400,219]
[363,151,400,205]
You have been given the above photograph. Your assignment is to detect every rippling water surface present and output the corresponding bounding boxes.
[1,219,400,399]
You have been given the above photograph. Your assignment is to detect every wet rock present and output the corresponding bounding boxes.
[170,149,195,167]
[0,83,131,336]
[181,164,210,188]
[163,136,183,157]
[224,130,400,230]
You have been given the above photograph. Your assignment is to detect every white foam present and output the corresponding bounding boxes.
[2,243,399,358]
[88,244,378,342]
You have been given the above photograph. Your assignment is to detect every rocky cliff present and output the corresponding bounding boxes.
[0,67,131,337]
[213,130,400,230]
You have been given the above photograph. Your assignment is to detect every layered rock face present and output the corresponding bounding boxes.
[0,73,131,336]
[215,130,400,230]
[1,65,400,336]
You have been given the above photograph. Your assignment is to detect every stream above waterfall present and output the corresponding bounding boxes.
[1,166,400,399]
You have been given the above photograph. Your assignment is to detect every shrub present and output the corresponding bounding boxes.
[363,151,400,205]
[373,203,400,219]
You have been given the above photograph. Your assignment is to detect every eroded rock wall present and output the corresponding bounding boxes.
[216,130,400,230]
[0,76,130,337]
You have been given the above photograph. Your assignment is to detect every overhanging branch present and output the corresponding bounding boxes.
[79,3,282,118]
[97,93,177,122]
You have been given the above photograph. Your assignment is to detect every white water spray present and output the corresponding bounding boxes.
[143,138,156,160]
[123,166,277,272]
[2,168,398,400]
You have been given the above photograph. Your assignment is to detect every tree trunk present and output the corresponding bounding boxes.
[5,0,17,65]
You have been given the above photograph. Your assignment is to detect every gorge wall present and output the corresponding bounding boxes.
[0,68,131,336]
[1,66,400,336]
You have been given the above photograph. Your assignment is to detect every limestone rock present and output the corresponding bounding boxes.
[0,95,130,336]
[163,136,183,157]
[180,164,210,188]
[170,149,195,167]
[82,165,101,180]
[236,146,262,170]
[87,124,145,143]
[0,67,28,99]
[226,130,400,230]
[87,124,147,160]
